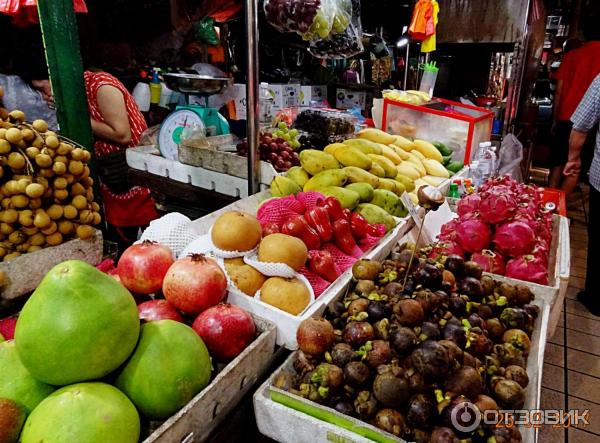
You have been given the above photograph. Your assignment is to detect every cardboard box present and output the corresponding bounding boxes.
[300,85,327,107]
[268,83,301,110]
[335,88,367,110]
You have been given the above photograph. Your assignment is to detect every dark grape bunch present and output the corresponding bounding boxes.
[309,29,363,59]
[294,109,354,138]
[236,132,300,172]
[264,0,321,35]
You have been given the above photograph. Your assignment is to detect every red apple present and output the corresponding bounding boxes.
[192,304,256,361]
[117,240,174,294]
[0,317,17,341]
[138,300,184,323]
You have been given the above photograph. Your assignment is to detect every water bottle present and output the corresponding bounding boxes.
[259,82,274,124]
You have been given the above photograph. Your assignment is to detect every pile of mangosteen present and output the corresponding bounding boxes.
[274,244,540,442]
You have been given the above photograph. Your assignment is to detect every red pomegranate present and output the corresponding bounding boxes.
[138,299,184,323]
[163,254,228,315]
[0,316,17,340]
[117,240,174,294]
[192,304,256,360]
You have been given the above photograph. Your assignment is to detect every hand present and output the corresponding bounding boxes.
[563,157,581,177]
[31,80,54,107]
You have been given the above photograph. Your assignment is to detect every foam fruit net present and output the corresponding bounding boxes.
[257,191,382,297]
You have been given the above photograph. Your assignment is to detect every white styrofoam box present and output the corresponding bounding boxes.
[126,146,277,198]
[300,85,327,107]
[268,83,301,110]
[232,83,247,120]
[336,88,366,110]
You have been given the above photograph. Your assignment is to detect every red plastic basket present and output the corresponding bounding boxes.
[541,188,567,216]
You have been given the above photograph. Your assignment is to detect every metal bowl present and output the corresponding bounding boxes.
[163,73,230,96]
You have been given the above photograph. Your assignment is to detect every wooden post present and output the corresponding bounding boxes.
[37,0,94,152]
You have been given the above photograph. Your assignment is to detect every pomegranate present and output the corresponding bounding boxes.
[0,316,17,340]
[428,241,465,260]
[506,255,548,285]
[117,240,174,294]
[138,299,184,323]
[471,250,506,275]
[455,219,492,253]
[192,304,256,360]
[456,194,481,217]
[163,254,228,315]
[479,191,517,225]
[493,221,536,258]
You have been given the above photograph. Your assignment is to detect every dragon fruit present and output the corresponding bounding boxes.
[438,219,459,242]
[471,249,506,275]
[428,241,465,260]
[506,255,548,285]
[493,220,536,257]
[456,219,492,253]
[532,241,550,266]
[479,190,517,224]
[516,202,537,220]
[457,193,481,217]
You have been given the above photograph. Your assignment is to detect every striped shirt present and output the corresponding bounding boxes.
[571,74,600,192]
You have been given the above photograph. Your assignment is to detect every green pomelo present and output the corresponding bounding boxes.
[15,260,140,385]
[116,320,212,420]
[0,341,55,413]
[20,382,140,443]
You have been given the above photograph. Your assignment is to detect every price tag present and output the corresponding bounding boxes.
[401,193,422,225]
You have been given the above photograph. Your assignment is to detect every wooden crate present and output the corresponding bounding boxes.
[0,230,103,301]
[143,316,277,443]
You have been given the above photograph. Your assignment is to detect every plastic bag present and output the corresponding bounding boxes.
[308,0,363,59]
[264,0,335,41]
[497,134,524,182]
[194,17,220,45]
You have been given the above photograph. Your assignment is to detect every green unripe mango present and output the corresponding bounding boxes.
[271,176,301,197]
[299,150,340,176]
[303,169,347,192]
[345,183,374,202]
[319,187,361,209]
[333,147,373,170]
[355,203,397,232]
[285,166,310,188]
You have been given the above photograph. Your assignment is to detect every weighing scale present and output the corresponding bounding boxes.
[158,73,231,160]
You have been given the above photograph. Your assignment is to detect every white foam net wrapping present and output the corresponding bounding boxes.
[138,213,198,258]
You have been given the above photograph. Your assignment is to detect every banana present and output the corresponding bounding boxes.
[422,158,450,178]
[421,175,448,187]
[299,150,340,176]
[343,166,380,188]
[369,163,386,178]
[388,144,410,160]
[393,135,416,151]
[357,128,397,145]
[323,143,347,156]
[413,139,444,162]
[396,162,421,181]
[380,145,402,165]
[343,138,382,155]
[334,147,373,170]
[303,169,348,192]
[368,154,398,178]
[395,174,415,192]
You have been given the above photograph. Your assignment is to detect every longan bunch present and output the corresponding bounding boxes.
[0,108,101,261]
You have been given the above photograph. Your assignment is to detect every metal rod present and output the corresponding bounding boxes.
[245,0,260,195]
[404,43,410,90]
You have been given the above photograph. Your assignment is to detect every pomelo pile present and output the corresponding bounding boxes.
[430,176,552,285]
[0,238,257,442]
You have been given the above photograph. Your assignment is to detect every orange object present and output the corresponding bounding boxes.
[409,0,434,41]
[541,188,567,216]
[0,0,87,27]
[421,0,439,53]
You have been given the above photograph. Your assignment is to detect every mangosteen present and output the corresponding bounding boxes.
[442,323,466,347]
[435,289,450,306]
[366,340,392,368]
[404,279,416,295]
[411,340,450,380]
[502,329,531,356]
[344,361,370,387]
[459,276,483,298]
[330,343,355,367]
[474,394,499,414]
[397,248,415,269]
[327,300,346,319]
[504,365,529,388]
[484,318,506,340]
[493,379,525,408]
[343,321,374,347]
[352,259,382,281]
[480,275,496,296]
[464,261,483,279]
[442,269,456,288]
[444,366,483,399]
[408,371,428,393]
[500,308,533,331]
[414,289,438,314]
[383,282,403,297]
[430,426,459,443]
[310,364,344,393]
[354,390,378,419]
[462,352,481,369]
[438,340,464,367]
[367,301,390,322]
[445,255,465,276]
[420,321,441,341]
[373,371,410,407]
[476,303,493,319]
[293,350,315,376]
[467,313,484,329]
[523,303,540,319]
[448,295,467,316]
[391,327,418,355]
[488,426,523,443]
[273,371,296,391]
[298,382,323,403]
[514,284,534,306]
[394,298,425,326]
[497,283,517,304]
[355,279,376,296]
[442,396,478,436]
[348,298,369,316]
[407,393,437,429]
[374,318,391,340]
[334,400,355,417]
[468,331,493,357]
[373,409,407,437]
[416,263,443,290]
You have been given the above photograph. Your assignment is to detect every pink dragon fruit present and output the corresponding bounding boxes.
[471,249,506,275]
[506,255,548,285]
[479,190,518,224]
[456,219,492,253]
[479,176,515,193]
[428,241,465,260]
[439,219,459,242]
[532,240,550,266]
[536,222,552,243]
[516,202,537,220]
[493,220,536,257]
[457,193,481,217]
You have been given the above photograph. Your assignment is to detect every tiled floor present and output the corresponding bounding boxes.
[540,186,600,442]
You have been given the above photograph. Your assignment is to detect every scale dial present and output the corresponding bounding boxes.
[158,109,205,160]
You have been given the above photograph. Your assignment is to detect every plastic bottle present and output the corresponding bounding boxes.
[149,68,162,105]
[448,183,460,199]
[419,62,439,98]
[259,82,274,124]
[475,141,494,183]
[132,82,151,112]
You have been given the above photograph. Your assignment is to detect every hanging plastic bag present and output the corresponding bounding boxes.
[308,0,363,59]
[497,134,524,182]
[194,17,220,45]
[264,0,335,41]
[0,0,87,27]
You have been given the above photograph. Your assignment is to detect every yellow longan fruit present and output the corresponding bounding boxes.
[76,224,94,240]
[29,232,45,246]
[81,150,91,162]
[71,183,85,196]
[47,204,63,220]
[54,189,68,200]
[54,155,68,164]
[8,110,26,122]
[79,210,93,224]
[8,231,26,245]
[40,168,54,178]
[35,176,48,188]
[25,147,40,159]
[18,210,33,227]
[16,242,31,253]
[0,128,6,139]
[46,148,56,159]
[52,162,66,175]
[53,177,67,189]
[25,183,44,198]
[33,211,51,228]
[31,136,43,149]
[27,245,42,253]
[29,198,41,209]
[22,226,39,236]
[7,152,25,170]
[63,205,77,219]
[45,135,59,149]
[82,176,94,188]
[4,252,21,261]
[72,195,87,210]
[86,188,94,201]
[58,220,74,235]
[0,166,3,178]
[16,178,31,193]
[0,246,6,259]
[68,160,84,175]
[2,209,17,224]
[5,127,23,144]
[81,166,90,179]
[35,153,52,168]
[71,148,85,161]
[0,223,14,235]
[46,232,63,246]
[4,180,19,195]
[91,202,100,212]
[11,195,29,208]
[32,119,49,133]
[21,128,34,142]
[41,221,57,235]
[92,212,102,225]
[64,174,75,184]
[43,188,53,199]
[45,131,57,138]
[0,139,11,154]
[57,142,73,155]
[1,198,11,209]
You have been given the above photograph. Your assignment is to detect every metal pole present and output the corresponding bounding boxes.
[404,43,410,90]
[245,0,260,195]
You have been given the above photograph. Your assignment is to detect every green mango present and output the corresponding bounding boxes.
[285,166,310,188]
[395,174,415,192]
[343,167,380,188]
[320,187,361,209]
[345,183,374,202]
[432,141,453,157]
[370,189,400,214]
[333,147,372,170]
[355,203,397,232]
[303,169,347,192]
[392,200,408,218]
[447,161,464,173]
[299,150,340,176]
[271,176,301,197]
